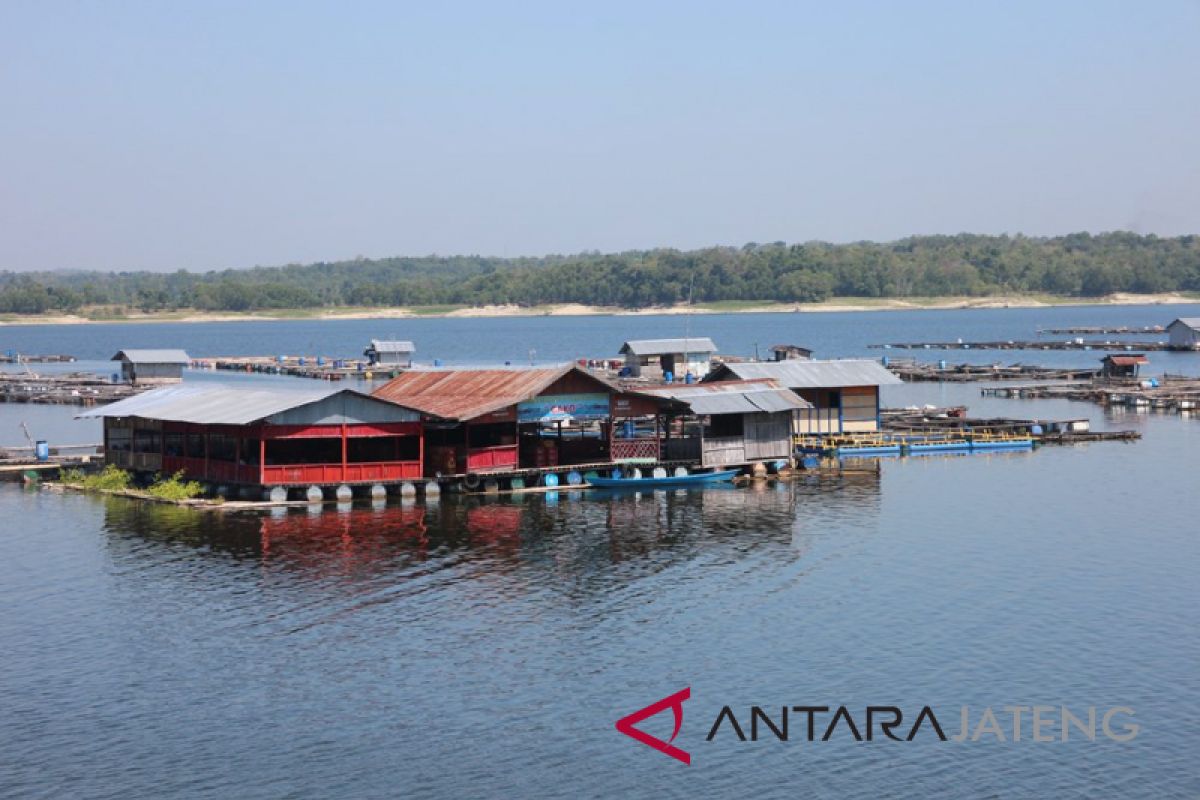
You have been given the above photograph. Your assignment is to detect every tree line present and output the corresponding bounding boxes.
[2,232,1198,314]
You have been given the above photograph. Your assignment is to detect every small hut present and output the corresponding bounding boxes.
[1100,354,1147,379]
[638,380,811,468]
[770,344,813,361]
[111,349,190,385]
[704,359,901,434]
[364,340,416,367]
[1166,318,1200,350]
[619,338,717,380]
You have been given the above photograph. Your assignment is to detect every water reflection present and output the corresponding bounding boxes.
[100,473,883,585]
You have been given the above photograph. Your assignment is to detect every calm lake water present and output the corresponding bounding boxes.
[1,305,1198,798]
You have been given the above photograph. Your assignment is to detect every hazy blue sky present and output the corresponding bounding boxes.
[3,1,1199,272]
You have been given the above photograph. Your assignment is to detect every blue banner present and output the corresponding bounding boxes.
[517,393,610,422]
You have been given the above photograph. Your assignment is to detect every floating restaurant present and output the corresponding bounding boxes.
[370,364,668,478]
[79,384,424,493]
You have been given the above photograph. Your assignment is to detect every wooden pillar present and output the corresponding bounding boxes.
[341,421,348,482]
[259,438,266,485]
[463,420,470,469]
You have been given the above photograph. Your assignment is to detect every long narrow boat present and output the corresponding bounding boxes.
[585,469,741,489]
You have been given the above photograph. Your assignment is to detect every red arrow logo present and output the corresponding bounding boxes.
[615,687,691,765]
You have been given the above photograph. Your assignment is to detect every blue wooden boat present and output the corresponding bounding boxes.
[970,438,1034,451]
[586,469,741,489]
[906,440,972,454]
[837,444,902,457]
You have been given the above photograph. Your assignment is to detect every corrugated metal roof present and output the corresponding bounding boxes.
[76,383,416,425]
[372,363,615,421]
[367,339,416,353]
[1104,354,1148,366]
[706,359,902,388]
[1169,317,1200,329]
[111,349,191,364]
[638,379,811,415]
[619,338,718,356]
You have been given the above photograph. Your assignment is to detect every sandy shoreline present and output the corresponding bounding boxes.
[1,293,1196,326]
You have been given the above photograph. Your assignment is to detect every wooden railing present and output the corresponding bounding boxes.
[465,445,519,472]
[611,438,660,462]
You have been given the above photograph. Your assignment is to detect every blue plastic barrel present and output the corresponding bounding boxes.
[881,356,889,367]
[664,371,674,383]
[433,359,443,367]
[939,359,947,369]
[1030,424,1044,435]
[277,355,285,364]
[317,356,325,366]
[544,473,559,488]
[298,357,306,366]
[35,441,49,461]
[684,373,694,384]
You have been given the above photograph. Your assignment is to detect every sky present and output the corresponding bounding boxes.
[2,0,1199,272]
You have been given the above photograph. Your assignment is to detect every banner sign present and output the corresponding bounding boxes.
[517,393,610,423]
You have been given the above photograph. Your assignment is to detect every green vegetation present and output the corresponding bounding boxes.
[57,466,204,502]
[59,465,133,492]
[5,232,1200,314]
[145,471,205,501]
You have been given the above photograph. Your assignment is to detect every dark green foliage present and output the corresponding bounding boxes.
[3,232,1198,313]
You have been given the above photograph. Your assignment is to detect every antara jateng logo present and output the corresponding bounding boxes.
[616,688,1139,765]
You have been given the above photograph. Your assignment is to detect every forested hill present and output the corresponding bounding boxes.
[2,232,1198,314]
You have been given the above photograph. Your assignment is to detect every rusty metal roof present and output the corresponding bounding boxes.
[1103,354,1148,366]
[371,363,617,421]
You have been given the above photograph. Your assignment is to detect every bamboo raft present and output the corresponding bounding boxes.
[0,353,77,364]
[885,359,1100,382]
[872,339,1170,351]
[979,375,1200,414]
[1036,325,1164,336]
[0,373,143,405]
[195,356,389,381]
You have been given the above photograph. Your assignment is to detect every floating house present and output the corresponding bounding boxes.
[1100,353,1148,379]
[769,344,813,361]
[619,338,717,380]
[704,359,901,434]
[638,380,811,467]
[372,364,666,476]
[1166,318,1200,350]
[364,339,416,367]
[111,349,190,385]
[79,384,424,488]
